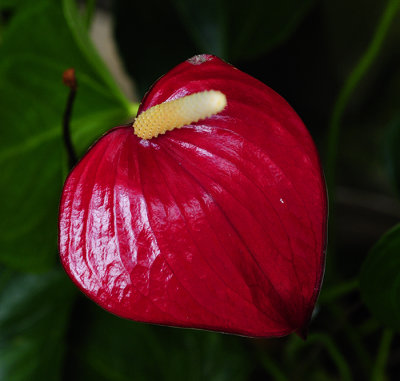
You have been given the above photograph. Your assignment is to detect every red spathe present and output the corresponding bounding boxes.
[59,55,327,337]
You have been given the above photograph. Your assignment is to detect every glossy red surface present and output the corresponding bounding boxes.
[59,55,327,337]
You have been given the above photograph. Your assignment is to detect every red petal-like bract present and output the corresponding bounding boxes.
[59,55,327,337]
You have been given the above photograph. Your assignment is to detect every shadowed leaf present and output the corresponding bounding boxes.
[360,224,400,332]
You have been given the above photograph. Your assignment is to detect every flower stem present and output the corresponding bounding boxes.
[62,68,78,169]
[319,278,359,303]
[258,351,288,381]
[287,333,353,380]
[307,333,353,381]
[326,304,372,378]
[325,0,400,201]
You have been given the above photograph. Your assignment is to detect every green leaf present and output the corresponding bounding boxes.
[0,268,76,381]
[360,223,400,332]
[69,305,253,381]
[0,0,21,10]
[0,0,134,271]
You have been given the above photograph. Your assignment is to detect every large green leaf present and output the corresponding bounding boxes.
[360,224,400,331]
[0,0,135,271]
[0,268,76,381]
[68,305,253,381]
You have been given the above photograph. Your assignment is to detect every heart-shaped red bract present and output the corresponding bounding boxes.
[59,54,327,337]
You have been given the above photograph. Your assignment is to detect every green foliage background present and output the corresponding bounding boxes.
[0,0,400,379]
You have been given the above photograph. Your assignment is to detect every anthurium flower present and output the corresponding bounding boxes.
[59,54,327,338]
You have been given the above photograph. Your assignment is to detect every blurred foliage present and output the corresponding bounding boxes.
[361,224,400,332]
[0,269,75,380]
[385,115,400,193]
[166,0,315,61]
[0,0,400,379]
[68,303,253,381]
[114,0,315,95]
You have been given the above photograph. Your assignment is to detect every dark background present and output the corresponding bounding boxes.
[1,0,400,379]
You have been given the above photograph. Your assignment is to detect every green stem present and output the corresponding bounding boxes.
[307,333,353,381]
[371,329,394,381]
[319,278,359,303]
[327,304,371,378]
[286,334,353,381]
[259,352,288,381]
[325,0,400,199]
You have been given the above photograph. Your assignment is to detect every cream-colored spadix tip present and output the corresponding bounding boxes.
[133,90,227,139]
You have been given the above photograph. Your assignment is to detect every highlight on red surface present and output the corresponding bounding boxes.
[59,54,327,338]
